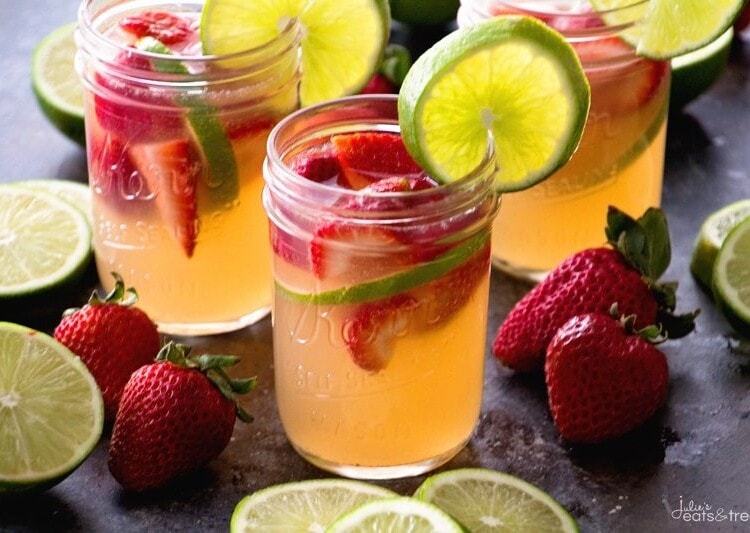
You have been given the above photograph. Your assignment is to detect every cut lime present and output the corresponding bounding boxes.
[712,217,750,337]
[31,22,85,146]
[200,0,391,106]
[14,179,93,227]
[414,468,579,532]
[398,16,590,192]
[326,497,463,532]
[0,186,92,300]
[691,199,750,289]
[230,479,397,532]
[0,322,104,493]
[590,0,744,59]
[671,27,733,110]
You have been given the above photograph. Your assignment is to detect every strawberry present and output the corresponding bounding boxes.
[332,132,424,190]
[343,294,419,371]
[119,11,194,45]
[291,147,342,183]
[129,138,199,257]
[108,342,256,491]
[360,73,396,94]
[359,44,411,95]
[493,206,698,373]
[54,273,160,422]
[545,311,669,443]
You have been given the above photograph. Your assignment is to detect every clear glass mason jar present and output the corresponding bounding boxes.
[263,95,500,479]
[459,0,670,281]
[76,0,301,335]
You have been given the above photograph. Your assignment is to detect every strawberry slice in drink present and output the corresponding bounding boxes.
[129,139,199,257]
[119,10,195,46]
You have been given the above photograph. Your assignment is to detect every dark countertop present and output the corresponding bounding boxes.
[2,2,750,532]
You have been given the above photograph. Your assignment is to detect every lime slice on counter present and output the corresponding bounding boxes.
[398,16,590,192]
[31,22,85,146]
[14,179,93,227]
[200,0,391,106]
[0,322,104,493]
[230,479,397,532]
[690,199,750,289]
[671,27,733,110]
[590,0,743,59]
[135,37,238,206]
[326,497,463,532]
[414,468,579,532]
[0,185,92,300]
[712,217,750,337]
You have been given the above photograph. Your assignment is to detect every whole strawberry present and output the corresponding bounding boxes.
[493,207,697,372]
[545,311,669,443]
[108,342,256,492]
[54,273,160,421]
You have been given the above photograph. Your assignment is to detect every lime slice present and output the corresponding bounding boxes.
[414,468,579,532]
[200,0,391,106]
[14,179,93,227]
[690,199,750,289]
[671,27,733,110]
[0,322,104,493]
[398,16,590,192]
[712,217,750,337]
[326,497,463,532]
[590,0,744,59]
[230,479,397,532]
[31,22,85,146]
[0,185,92,300]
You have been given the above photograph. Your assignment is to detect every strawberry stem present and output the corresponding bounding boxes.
[62,272,138,317]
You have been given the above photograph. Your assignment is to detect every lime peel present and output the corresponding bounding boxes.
[712,216,750,337]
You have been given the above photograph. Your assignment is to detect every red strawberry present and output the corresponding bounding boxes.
[88,128,148,212]
[108,342,256,491]
[54,273,160,422]
[129,138,199,257]
[359,44,411,95]
[360,73,396,94]
[291,147,342,183]
[332,132,424,190]
[343,294,419,371]
[119,11,194,45]
[545,311,669,443]
[575,37,668,114]
[493,206,697,373]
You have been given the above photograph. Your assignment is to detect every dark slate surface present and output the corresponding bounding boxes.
[2,1,750,531]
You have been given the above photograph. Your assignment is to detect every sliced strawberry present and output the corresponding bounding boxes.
[119,11,194,45]
[270,224,309,269]
[129,139,199,257]
[332,132,424,190]
[574,37,668,114]
[291,147,342,184]
[360,73,396,95]
[343,294,419,371]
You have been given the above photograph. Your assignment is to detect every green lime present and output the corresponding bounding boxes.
[0,185,92,300]
[671,28,733,110]
[390,0,459,26]
[230,479,397,532]
[590,0,744,59]
[200,0,391,106]
[0,322,104,493]
[690,199,750,289]
[398,16,590,192]
[414,468,579,532]
[14,179,93,227]
[326,497,463,532]
[712,217,750,337]
[31,22,85,146]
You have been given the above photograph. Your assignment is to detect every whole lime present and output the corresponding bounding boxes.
[389,0,459,26]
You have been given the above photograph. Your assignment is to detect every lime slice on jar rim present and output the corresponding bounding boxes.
[0,322,104,493]
[712,216,750,337]
[398,15,590,193]
[590,0,744,59]
[200,0,391,106]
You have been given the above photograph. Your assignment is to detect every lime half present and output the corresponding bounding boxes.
[398,15,590,192]
[31,22,85,146]
[0,322,103,493]
[230,479,397,532]
[690,199,750,289]
[326,497,463,532]
[14,179,93,227]
[713,217,750,337]
[414,468,579,532]
[590,0,744,59]
[671,27,733,109]
[0,185,92,300]
[200,0,391,106]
